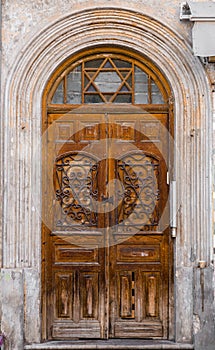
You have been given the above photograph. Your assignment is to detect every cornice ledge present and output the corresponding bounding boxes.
[180,1,215,21]
[180,2,215,56]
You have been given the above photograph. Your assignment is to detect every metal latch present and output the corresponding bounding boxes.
[170,180,177,237]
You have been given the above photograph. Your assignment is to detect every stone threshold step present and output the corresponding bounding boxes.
[24,340,194,350]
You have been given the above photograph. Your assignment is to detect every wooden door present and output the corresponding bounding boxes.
[42,112,170,340]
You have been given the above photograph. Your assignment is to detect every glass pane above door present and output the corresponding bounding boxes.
[50,54,166,105]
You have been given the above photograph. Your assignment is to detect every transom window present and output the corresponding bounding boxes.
[49,53,168,105]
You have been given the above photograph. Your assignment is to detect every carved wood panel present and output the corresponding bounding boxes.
[55,273,73,319]
[80,273,99,319]
[109,233,167,338]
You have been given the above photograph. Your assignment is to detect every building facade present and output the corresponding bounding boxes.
[0,1,215,349]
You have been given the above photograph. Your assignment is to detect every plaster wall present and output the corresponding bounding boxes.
[2,0,192,66]
[0,1,215,349]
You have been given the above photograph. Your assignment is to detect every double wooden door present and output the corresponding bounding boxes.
[43,112,170,340]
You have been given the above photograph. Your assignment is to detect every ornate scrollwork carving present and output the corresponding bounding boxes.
[116,152,160,231]
[55,152,99,228]
[54,151,160,231]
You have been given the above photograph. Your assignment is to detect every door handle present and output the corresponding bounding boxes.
[101,195,114,204]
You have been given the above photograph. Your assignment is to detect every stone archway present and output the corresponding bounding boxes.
[1,7,213,350]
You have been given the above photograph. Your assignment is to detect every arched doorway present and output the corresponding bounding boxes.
[42,48,173,340]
